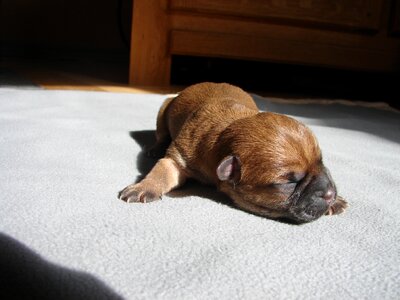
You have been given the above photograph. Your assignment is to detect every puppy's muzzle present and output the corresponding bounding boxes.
[288,170,337,223]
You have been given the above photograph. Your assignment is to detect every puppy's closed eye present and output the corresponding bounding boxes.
[285,172,305,184]
[273,182,297,195]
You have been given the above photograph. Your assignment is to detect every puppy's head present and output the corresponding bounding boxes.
[216,112,340,223]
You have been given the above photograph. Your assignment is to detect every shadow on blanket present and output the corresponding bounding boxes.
[0,233,123,300]
[254,97,400,144]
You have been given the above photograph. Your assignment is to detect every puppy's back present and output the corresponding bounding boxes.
[166,82,258,138]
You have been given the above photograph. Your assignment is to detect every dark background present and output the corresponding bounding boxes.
[1,0,398,108]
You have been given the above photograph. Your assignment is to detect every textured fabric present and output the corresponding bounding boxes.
[0,88,399,299]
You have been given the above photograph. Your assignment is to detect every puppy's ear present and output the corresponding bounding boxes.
[217,155,241,184]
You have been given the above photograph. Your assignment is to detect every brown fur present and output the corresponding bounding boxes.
[119,82,347,223]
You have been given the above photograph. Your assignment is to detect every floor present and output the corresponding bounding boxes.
[1,56,398,112]
[1,58,181,94]
[1,57,310,98]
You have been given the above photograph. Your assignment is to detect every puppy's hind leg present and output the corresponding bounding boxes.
[119,157,186,203]
[147,97,175,158]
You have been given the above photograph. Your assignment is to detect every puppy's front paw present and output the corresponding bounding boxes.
[326,196,348,216]
[118,183,161,203]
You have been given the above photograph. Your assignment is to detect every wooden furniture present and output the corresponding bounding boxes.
[129,0,400,86]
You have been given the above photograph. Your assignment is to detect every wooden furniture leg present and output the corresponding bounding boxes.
[129,0,170,86]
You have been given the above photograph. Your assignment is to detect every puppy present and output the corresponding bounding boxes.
[119,82,348,223]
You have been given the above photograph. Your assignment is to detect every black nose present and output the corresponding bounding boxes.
[311,169,336,198]
[323,188,335,204]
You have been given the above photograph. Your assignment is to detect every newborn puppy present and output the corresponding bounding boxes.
[119,82,348,223]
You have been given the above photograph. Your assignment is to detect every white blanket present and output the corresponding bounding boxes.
[0,88,399,299]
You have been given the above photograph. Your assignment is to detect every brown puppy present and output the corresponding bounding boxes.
[119,82,348,223]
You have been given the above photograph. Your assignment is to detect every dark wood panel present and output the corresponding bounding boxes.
[171,14,400,51]
[170,30,400,71]
[170,0,383,31]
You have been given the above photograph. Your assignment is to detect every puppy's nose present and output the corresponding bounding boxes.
[323,189,335,204]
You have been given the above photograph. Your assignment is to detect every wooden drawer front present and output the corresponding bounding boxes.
[170,30,400,71]
[170,0,383,31]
